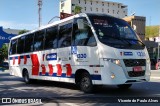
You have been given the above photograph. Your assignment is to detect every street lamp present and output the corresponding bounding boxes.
[48,16,60,24]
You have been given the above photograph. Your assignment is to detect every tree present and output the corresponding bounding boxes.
[74,5,82,14]
[0,44,8,63]
[18,29,28,35]
[145,26,159,38]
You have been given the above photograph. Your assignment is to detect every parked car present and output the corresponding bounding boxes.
[0,62,9,69]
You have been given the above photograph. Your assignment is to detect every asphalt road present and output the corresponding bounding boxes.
[0,69,160,106]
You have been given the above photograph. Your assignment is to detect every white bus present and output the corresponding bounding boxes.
[9,13,150,93]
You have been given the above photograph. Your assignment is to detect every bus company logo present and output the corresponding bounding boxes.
[137,52,145,57]
[46,53,57,61]
[122,52,133,56]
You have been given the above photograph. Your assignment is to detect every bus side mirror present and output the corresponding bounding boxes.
[77,19,85,30]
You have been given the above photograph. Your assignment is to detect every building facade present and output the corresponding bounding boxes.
[60,0,128,18]
[123,16,146,41]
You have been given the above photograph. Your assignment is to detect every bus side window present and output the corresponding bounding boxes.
[24,34,34,53]
[58,23,72,48]
[17,36,25,54]
[72,18,96,46]
[10,39,18,55]
[33,30,45,51]
[45,26,58,49]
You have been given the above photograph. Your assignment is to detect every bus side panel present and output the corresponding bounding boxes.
[71,46,103,85]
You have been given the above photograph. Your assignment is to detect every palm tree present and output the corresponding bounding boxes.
[74,5,82,14]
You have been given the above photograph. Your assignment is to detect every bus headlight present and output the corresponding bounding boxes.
[103,58,121,66]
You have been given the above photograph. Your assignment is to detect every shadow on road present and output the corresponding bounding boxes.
[1,71,160,98]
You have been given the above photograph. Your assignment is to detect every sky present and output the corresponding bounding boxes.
[0,0,159,30]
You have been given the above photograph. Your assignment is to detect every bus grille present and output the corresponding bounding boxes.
[123,59,146,67]
[128,71,145,77]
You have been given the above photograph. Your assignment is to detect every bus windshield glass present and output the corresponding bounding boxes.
[88,14,145,49]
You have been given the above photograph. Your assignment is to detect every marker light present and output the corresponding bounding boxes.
[111,73,115,79]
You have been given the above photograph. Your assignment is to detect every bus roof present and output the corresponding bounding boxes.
[10,13,118,40]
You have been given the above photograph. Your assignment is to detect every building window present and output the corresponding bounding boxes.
[117,11,119,14]
[85,7,86,11]
[91,1,92,5]
[108,3,109,7]
[79,0,80,4]
[72,4,75,6]
[96,1,98,4]
[124,11,125,13]
[102,2,104,6]
[90,7,92,11]
[108,9,109,13]
[113,3,114,5]
[113,10,114,14]
[96,8,98,12]
[61,3,64,9]
[85,0,86,4]
[102,8,104,12]
[118,4,120,8]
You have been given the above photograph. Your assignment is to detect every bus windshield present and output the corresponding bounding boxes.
[88,14,145,49]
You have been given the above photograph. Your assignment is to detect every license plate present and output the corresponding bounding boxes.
[133,66,142,72]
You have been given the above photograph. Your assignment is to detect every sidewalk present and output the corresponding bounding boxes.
[150,70,160,82]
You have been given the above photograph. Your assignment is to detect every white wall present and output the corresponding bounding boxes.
[60,0,128,18]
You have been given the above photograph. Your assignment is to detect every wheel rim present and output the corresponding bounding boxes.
[24,72,29,83]
[81,76,90,89]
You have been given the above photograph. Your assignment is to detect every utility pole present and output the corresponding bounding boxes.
[38,0,42,27]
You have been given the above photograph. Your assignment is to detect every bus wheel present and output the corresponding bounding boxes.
[80,72,93,93]
[117,84,132,89]
[23,70,31,84]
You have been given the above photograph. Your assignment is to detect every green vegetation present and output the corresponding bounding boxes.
[18,29,28,35]
[74,5,82,14]
[0,44,8,63]
[145,25,159,38]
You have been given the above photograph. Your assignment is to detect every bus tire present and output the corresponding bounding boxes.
[80,72,93,93]
[23,70,32,84]
[117,84,132,89]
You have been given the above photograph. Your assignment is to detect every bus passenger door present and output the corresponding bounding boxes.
[57,22,73,80]
[71,18,99,75]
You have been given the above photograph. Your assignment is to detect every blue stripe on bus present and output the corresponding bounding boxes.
[9,55,30,60]
[39,72,101,80]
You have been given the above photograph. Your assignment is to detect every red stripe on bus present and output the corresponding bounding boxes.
[18,56,21,64]
[30,54,40,75]
[66,64,72,77]
[56,64,62,76]
[42,54,45,61]
[41,64,46,75]
[48,64,53,76]
[24,55,27,64]
[13,57,15,65]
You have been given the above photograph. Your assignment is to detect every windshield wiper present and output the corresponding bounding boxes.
[126,39,145,47]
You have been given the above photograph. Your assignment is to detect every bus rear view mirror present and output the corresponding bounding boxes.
[77,19,85,30]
